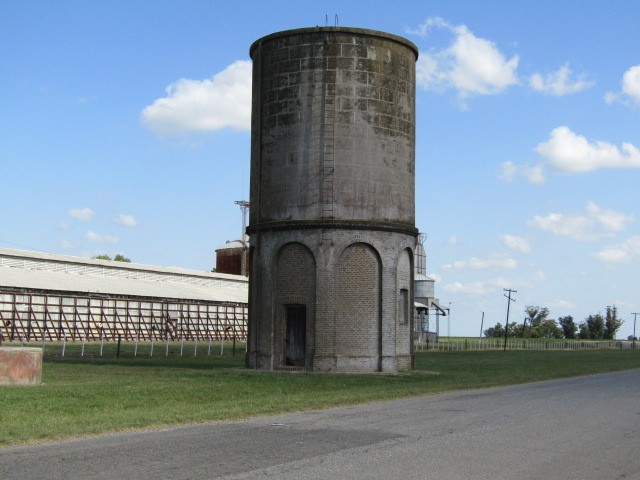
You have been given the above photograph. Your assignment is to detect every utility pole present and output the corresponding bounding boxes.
[503,288,517,351]
[234,200,250,276]
[479,311,484,338]
[632,312,639,350]
[520,318,528,338]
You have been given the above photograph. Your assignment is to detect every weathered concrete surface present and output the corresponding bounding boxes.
[247,27,418,373]
[0,347,42,385]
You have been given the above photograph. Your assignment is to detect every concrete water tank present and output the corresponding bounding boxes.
[247,27,418,373]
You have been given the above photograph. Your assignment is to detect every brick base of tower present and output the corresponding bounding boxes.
[246,227,415,373]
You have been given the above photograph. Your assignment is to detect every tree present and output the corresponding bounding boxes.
[558,315,578,339]
[578,322,590,339]
[484,323,504,338]
[92,254,132,262]
[484,321,521,338]
[579,314,605,339]
[520,306,562,338]
[604,306,623,340]
[535,319,563,339]
[525,306,550,330]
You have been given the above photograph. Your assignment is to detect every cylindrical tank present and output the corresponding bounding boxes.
[249,27,417,233]
[414,273,435,303]
[247,27,418,373]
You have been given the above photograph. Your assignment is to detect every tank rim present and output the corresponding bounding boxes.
[250,26,418,60]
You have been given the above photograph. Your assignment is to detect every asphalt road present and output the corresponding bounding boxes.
[2,369,639,479]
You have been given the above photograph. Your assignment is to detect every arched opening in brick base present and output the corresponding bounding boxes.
[336,243,382,372]
[274,242,316,369]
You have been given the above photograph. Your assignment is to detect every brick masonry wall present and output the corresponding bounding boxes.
[247,228,414,372]
[337,243,380,358]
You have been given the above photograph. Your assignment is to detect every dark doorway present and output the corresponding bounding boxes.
[285,305,306,366]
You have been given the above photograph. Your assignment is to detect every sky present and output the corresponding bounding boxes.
[2,1,639,338]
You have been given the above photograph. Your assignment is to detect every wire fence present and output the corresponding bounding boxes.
[416,338,635,351]
[5,338,248,359]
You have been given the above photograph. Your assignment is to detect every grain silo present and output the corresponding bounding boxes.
[246,27,418,373]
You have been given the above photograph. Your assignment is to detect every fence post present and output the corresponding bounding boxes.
[81,337,85,357]
[61,330,66,357]
[116,334,121,359]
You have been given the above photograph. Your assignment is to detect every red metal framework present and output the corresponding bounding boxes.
[0,290,247,342]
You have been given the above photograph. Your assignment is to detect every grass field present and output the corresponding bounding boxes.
[1,348,639,447]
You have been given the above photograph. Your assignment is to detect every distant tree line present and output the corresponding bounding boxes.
[92,254,131,262]
[484,305,624,340]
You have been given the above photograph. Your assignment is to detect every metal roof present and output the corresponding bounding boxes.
[0,248,247,304]
[216,235,249,252]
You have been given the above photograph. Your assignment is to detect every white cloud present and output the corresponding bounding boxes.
[501,234,531,253]
[60,240,79,249]
[552,299,577,310]
[499,161,518,182]
[586,202,631,232]
[443,281,487,295]
[499,161,545,184]
[505,126,640,184]
[86,230,119,244]
[592,236,640,264]
[529,270,545,282]
[442,253,517,271]
[410,17,519,99]
[447,235,459,246]
[443,277,511,295]
[141,60,252,135]
[427,273,442,283]
[75,95,98,106]
[604,91,618,105]
[528,201,633,241]
[606,65,640,106]
[536,126,640,173]
[114,214,137,227]
[529,64,593,95]
[69,207,94,221]
[622,65,640,103]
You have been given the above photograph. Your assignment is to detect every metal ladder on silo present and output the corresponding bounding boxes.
[321,34,336,245]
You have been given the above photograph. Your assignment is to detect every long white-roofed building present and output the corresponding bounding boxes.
[0,248,248,343]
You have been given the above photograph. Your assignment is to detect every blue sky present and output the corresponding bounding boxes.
[2,1,639,337]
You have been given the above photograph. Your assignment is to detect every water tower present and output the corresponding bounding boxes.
[246,27,418,372]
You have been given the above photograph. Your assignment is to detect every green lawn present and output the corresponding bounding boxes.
[1,349,639,447]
